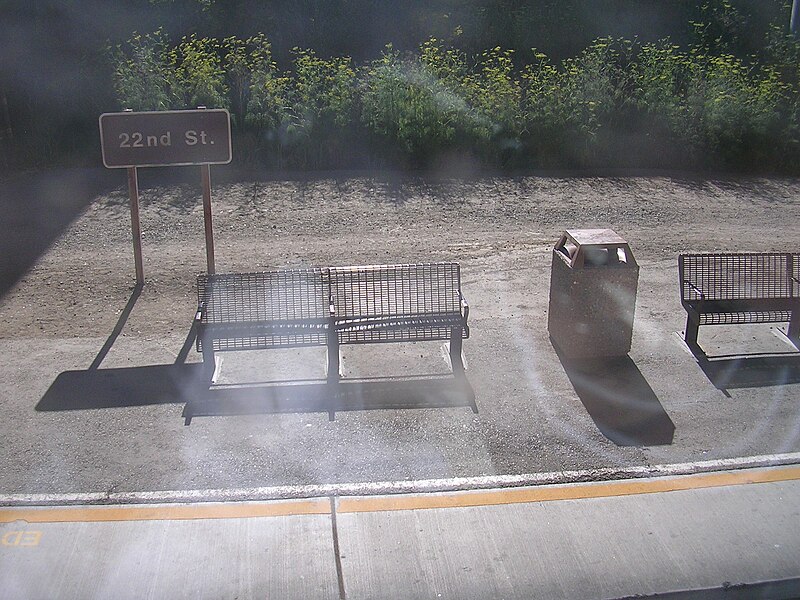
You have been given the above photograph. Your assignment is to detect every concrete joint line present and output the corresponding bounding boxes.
[330,497,348,600]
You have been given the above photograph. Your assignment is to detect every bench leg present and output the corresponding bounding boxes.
[202,349,216,379]
[327,329,340,384]
[450,327,465,379]
[684,313,701,352]
[200,330,216,381]
[789,311,799,346]
[183,406,193,426]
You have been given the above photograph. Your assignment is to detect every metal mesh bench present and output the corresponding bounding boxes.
[195,262,469,381]
[678,252,799,350]
[329,263,469,377]
[196,268,332,375]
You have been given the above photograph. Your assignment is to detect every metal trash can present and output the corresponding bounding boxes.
[548,229,639,358]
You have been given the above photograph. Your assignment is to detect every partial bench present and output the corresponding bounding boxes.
[329,263,469,379]
[196,268,332,377]
[195,262,469,381]
[678,252,799,351]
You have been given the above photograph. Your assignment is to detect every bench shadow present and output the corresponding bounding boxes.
[553,343,675,446]
[183,376,477,424]
[681,331,800,394]
[696,354,800,392]
[39,301,477,420]
[37,287,477,420]
[37,369,476,419]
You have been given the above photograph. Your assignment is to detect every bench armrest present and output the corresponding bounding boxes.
[682,280,705,300]
[195,301,206,323]
[460,292,470,322]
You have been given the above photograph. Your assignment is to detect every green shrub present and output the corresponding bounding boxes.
[245,37,291,132]
[361,46,469,165]
[634,41,689,127]
[631,40,694,164]
[689,0,747,55]
[521,39,632,166]
[108,26,800,172]
[684,52,786,168]
[419,38,523,163]
[291,48,356,130]
[470,47,522,138]
[171,34,228,109]
[111,30,175,111]
[278,49,359,168]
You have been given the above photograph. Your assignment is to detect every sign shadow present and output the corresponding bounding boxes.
[37,286,206,412]
[553,343,675,446]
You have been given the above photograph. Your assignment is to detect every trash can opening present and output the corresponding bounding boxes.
[583,246,632,266]
[559,241,579,260]
[584,246,610,266]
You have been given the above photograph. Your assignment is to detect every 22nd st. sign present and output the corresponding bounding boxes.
[99,109,231,168]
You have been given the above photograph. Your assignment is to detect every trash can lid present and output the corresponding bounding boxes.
[565,229,628,247]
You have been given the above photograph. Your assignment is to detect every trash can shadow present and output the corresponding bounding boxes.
[548,230,674,446]
[552,346,675,446]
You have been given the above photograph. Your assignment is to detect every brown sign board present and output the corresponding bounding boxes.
[99,109,232,168]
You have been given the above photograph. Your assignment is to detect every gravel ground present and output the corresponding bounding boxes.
[0,169,798,497]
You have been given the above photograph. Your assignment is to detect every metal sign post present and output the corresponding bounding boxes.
[126,166,144,285]
[200,164,215,274]
[99,109,231,282]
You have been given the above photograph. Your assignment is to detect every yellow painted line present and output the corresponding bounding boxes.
[336,465,800,513]
[0,498,330,524]
[2,466,799,523]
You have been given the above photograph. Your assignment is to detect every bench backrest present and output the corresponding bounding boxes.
[330,263,462,319]
[679,252,799,302]
[198,269,330,324]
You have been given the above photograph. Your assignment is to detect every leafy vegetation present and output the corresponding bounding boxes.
[5,0,800,173]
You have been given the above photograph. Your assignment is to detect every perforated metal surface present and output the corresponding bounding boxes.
[679,252,799,325]
[196,263,468,353]
[197,269,329,350]
[330,263,466,344]
[199,270,329,323]
[697,309,793,325]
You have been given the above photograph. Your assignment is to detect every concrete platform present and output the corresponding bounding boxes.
[1,466,799,600]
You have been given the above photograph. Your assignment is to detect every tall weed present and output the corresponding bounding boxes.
[111,30,175,111]
[361,46,467,166]
[171,35,228,109]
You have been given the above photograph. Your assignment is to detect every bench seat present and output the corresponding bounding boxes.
[198,320,331,351]
[336,313,467,341]
[687,299,797,325]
